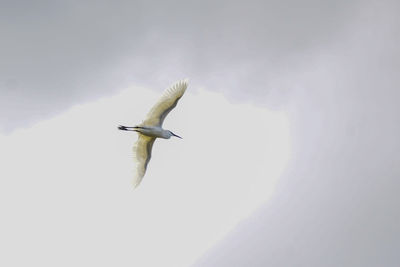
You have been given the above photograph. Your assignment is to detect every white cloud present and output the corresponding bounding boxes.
[0,84,290,266]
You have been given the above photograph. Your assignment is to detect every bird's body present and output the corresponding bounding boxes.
[119,126,179,139]
[118,79,188,187]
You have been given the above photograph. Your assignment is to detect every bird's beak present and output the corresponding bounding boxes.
[172,132,182,139]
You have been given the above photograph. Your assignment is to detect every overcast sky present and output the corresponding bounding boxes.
[1,0,400,266]
[1,0,361,132]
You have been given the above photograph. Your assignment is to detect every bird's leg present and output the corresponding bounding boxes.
[118,125,135,131]
[118,125,143,131]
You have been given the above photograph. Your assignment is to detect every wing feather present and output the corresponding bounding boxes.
[142,79,188,126]
[132,134,156,187]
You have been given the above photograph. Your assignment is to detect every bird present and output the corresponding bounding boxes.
[118,79,188,187]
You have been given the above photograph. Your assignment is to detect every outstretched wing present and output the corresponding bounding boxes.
[132,134,156,187]
[142,79,188,127]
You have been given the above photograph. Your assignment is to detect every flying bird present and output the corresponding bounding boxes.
[118,79,188,187]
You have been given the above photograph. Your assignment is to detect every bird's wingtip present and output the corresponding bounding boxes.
[169,78,189,92]
[175,78,188,85]
[132,175,142,189]
[181,78,189,88]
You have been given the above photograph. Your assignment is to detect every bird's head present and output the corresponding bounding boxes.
[169,131,182,139]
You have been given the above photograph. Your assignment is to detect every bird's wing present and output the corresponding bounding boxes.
[132,134,156,187]
[141,79,188,127]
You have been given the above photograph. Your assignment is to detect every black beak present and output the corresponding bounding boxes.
[172,132,182,139]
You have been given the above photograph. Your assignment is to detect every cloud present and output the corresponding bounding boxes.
[193,1,400,266]
[1,0,357,132]
[2,1,399,265]
[0,85,290,266]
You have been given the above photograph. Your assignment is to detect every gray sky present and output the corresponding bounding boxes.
[1,0,400,266]
[1,0,357,132]
[194,1,400,266]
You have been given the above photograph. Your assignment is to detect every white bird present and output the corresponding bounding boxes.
[118,79,188,187]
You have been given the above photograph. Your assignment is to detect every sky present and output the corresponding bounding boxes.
[0,87,290,266]
[1,0,400,266]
